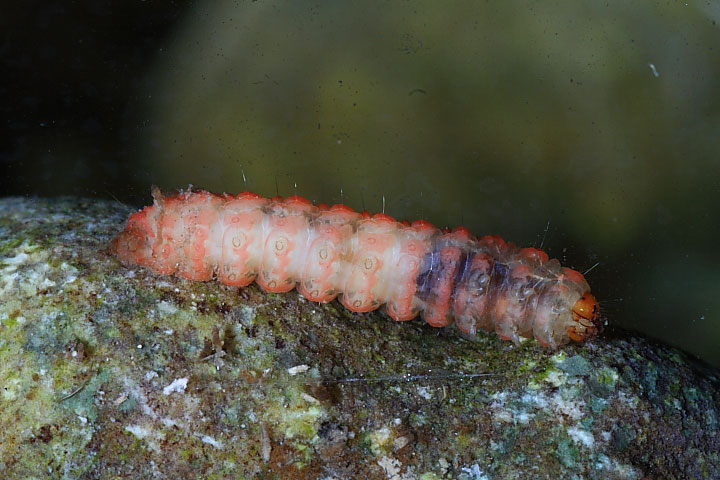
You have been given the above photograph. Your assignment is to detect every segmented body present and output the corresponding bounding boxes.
[115,188,600,348]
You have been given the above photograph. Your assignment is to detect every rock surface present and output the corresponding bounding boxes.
[1,196,718,480]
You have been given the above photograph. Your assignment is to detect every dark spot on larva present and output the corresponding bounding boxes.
[275,337,285,349]
[275,237,287,251]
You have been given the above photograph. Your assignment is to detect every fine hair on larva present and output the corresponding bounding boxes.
[114,187,601,349]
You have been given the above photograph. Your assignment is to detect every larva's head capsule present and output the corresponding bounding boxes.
[567,291,601,342]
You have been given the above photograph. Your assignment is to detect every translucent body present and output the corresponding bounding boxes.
[115,189,600,348]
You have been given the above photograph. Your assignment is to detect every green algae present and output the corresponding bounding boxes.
[555,436,579,468]
[1,196,719,479]
[590,366,619,398]
[558,354,591,377]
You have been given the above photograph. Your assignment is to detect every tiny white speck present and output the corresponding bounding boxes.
[648,63,659,77]
[301,392,320,404]
[567,425,595,448]
[287,364,310,375]
[199,434,223,449]
[393,436,409,451]
[163,377,188,395]
[417,386,432,400]
[460,464,489,480]
[137,344,143,349]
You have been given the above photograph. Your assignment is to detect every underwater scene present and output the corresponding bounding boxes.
[3,3,720,478]
[4,1,718,367]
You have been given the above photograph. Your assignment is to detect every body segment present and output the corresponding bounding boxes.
[115,188,601,348]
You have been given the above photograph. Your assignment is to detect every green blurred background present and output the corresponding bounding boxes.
[3,1,719,365]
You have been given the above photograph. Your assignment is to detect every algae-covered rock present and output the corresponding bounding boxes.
[1,196,718,480]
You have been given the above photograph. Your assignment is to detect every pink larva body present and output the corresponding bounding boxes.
[115,188,600,348]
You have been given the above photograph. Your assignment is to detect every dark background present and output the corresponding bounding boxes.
[2,1,719,366]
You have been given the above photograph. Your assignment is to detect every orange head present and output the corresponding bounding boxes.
[567,291,601,342]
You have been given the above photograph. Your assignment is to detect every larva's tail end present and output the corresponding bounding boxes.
[114,208,156,267]
[567,291,602,343]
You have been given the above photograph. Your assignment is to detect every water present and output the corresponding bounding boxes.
[3,1,719,366]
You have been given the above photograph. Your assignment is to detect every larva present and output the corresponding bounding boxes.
[114,187,601,349]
